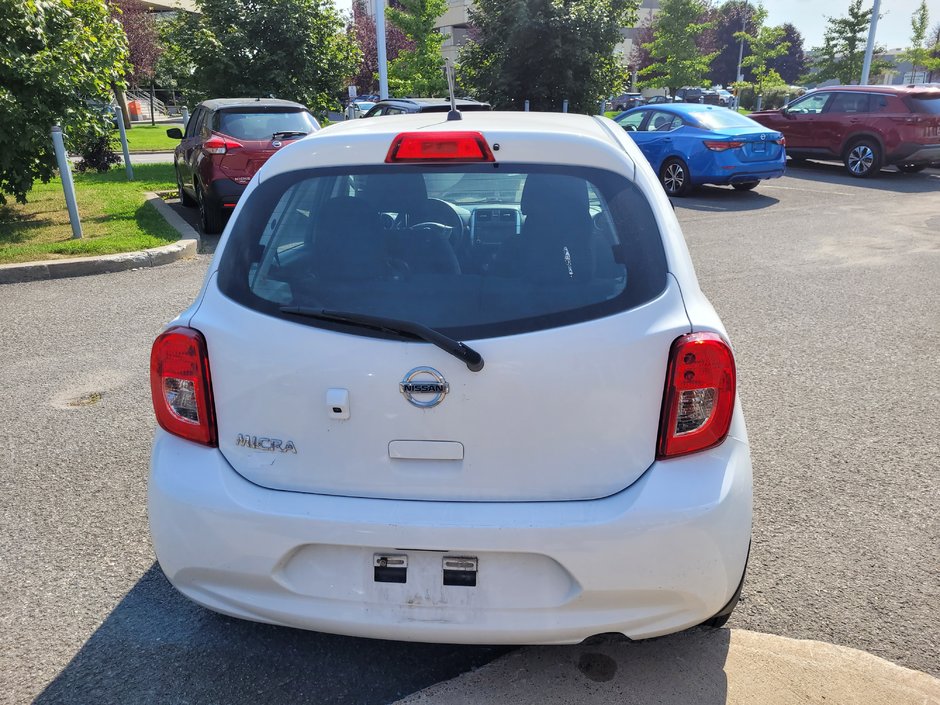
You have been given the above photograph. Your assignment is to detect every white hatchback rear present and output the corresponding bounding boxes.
[148,111,752,644]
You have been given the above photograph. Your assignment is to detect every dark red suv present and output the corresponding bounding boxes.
[750,85,940,177]
[168,98,319,233]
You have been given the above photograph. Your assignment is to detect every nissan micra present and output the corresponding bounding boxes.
[149,110,753,644]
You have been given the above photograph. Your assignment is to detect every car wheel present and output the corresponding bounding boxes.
[843,139,883,178]
[196,183,224,235]
[897,164,926,173]
[176,168,196,207]
[660,158,691,197]
[732,181,759,191]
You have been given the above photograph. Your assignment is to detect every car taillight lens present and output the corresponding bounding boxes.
[657,332,736,459]
[703,140,744,151]
[775,136,786,146]
[150,326,217,446]
[204,135,243,155]
[386,131,495,162]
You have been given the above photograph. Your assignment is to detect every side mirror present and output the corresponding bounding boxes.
[166,127,184,139]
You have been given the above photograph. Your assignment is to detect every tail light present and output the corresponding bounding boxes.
[150,326,217,446]
[386,132,495,162]
[657,332,736,459]
[203,135,243,155]
[703,140,744,151]
[775,136,786,146]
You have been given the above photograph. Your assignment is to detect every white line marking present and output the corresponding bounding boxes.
[761,183,855,197]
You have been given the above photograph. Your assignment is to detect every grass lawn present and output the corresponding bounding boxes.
[0,163,179,265]
[118,124,181,152]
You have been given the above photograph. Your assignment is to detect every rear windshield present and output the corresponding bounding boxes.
[692,109,759,130]
[218,164,667,340]
[909,95,940,114]
[214,109,318,140]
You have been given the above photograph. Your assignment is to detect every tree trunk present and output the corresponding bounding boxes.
[112,82,132,130]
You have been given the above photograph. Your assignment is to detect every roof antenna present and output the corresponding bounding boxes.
[445,59,461,121]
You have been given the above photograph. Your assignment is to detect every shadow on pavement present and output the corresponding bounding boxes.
[673,186,780,213]
[34,564,508,705]
[784,159,940,193]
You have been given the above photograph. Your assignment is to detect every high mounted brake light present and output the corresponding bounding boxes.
[657,332,736,459]
[386,132,495,163]
[150,326,218,446]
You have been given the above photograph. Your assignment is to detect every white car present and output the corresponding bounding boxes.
[148,111,752,644]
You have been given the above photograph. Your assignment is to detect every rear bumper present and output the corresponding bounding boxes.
[149,429,752,645]
[205,177,245,206]
[889,143,940,166]
[695,151,786,186]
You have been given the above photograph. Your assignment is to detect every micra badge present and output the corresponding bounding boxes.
[235,434,297,453]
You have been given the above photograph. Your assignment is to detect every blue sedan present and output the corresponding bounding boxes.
[614,104,786,196]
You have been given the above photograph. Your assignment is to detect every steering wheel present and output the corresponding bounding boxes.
[418,198,464,249]
[408,221,453,238]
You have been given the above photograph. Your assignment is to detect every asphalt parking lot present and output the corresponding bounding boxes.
[1,161,937,704]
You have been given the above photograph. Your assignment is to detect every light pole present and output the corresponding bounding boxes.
[375,0,389,99]
[860,0,882,85]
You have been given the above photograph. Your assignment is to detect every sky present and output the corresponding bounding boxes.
[333,0,939,51]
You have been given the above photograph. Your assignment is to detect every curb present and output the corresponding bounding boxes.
[393,628,940,705]
[0,192,198,285]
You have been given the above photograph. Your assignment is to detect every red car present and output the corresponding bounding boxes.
[168,98,319,233]
[749,85,940,177]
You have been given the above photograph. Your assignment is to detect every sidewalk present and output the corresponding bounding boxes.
[395,629,940,705]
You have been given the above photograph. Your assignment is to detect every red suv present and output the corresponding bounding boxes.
[168,98,319,233]
[750,85,940,177]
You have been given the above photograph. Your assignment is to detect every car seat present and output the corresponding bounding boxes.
[492,173,594,283]
[310,196,388,281]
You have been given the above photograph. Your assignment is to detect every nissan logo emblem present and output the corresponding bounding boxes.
[400,367,449,408]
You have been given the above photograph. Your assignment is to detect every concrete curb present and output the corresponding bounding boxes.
[393,629,940,705]
[0,192,198,285]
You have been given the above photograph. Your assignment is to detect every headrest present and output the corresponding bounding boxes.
[359,173,428,213]
[520,173,589,216]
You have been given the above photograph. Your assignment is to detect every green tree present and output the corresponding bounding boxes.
[458,0,636,113]
[734,5,788,97]
[639,0,717,97]
[386,0,448,97]
[766,23,807,84]
[0,0,128,205]
[811,0,891,85]
[897,1,940,81]
[160,0,359,113]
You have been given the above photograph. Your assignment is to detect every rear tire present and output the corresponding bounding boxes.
[732,181,759,191]
[660,158,691,197]
[843,139,882,178]
[196,183,224,235]
[898,164,926,173]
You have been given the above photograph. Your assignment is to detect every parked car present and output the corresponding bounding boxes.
[749,85,940,177]
[714,89,734,107]
[644,95,671,105]
[168,98,319,234]
[148,111,752,645]
[363,97,491,117]
[610,92,644,111]
[614,103,786,195]
[674,87,705,104]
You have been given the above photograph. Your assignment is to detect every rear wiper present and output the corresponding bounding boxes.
[272,131,309,139]
[280,307,484,372]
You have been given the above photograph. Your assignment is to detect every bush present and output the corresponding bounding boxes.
[736,84,804,110]
[74,131,122,173]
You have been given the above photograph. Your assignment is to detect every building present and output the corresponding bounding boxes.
[364,0,659,67]
[616,0,660,63]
